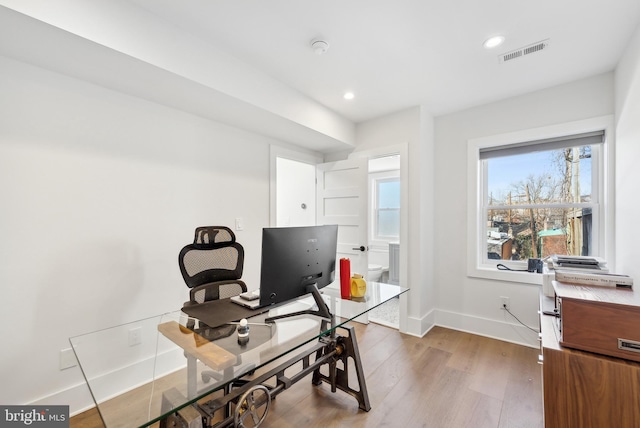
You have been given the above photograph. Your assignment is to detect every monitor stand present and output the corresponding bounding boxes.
[264,283,334,333]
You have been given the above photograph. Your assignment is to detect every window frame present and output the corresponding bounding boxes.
[369,170,400,247]
[467,116,615,284]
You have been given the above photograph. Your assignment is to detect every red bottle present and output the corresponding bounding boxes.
[340,258,351,299]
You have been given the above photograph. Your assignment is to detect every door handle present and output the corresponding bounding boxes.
[352,246,367,252]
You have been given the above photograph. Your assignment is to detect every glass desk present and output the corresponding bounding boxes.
[70,282,408,428]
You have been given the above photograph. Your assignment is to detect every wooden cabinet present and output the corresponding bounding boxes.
[540,293,640,428]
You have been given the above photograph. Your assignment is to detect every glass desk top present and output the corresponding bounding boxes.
[69,282,408,427]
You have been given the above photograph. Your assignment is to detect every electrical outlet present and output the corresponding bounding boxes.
[129,327,142,346]
[500,296,510,310]
[59,348,77,370]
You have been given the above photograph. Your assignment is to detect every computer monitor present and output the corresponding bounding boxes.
[259,225,338,308]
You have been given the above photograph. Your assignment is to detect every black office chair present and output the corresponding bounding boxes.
[179,226,247,308]
[178,226,253,384]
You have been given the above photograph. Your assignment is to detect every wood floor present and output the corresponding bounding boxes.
[71,323,543,428]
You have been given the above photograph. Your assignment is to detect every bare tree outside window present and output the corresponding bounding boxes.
[485,144,593,262]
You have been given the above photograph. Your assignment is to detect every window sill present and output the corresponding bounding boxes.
[468,265,544,285]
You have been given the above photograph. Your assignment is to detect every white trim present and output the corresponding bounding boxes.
[467,115,615,281]
[29,347,185,417]
[29,381,95,417]
[400,298,540,344]
[348,143,410,334]
[434,309,539,349]
[403,312,436,338]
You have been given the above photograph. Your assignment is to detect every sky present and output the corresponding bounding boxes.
[487,148,592,203]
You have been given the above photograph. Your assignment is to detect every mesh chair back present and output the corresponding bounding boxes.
[178,226,245,289]
[190,280,247,304]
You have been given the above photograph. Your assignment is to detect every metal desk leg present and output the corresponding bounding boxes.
[312,325,371,412]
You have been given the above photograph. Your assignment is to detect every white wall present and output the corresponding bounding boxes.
[615,24,640,281]
[434,73,615,346]
[0,56,279,411]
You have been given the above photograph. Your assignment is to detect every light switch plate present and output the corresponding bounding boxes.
[235,217,244,231]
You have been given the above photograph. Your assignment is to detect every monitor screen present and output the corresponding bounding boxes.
[259,225,338,307]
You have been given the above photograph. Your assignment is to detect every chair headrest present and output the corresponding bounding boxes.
[179,226,244,287]
[193,226,235,247]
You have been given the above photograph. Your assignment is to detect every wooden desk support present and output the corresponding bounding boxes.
[158,321,237,371]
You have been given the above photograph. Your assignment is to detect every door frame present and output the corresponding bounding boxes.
[348,143,409,332]
[270,142,409,332]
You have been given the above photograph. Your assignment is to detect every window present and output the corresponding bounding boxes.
[369,170,400,243]
[467,117,614,283]
[484,131,602,262]
[375,177,400,239]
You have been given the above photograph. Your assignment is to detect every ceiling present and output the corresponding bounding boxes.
[127,0,640,123]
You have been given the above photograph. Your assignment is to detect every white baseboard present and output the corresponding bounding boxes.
[400,308,539,348]
[402,308,436,337]
[434,309,539,348]
[30,381,95,417]
[30,347,186,417]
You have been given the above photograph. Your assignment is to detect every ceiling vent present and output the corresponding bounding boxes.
[499,39,550,63]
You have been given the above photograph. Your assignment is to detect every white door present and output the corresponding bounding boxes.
[275,157,316,227]
[316,158,369,321]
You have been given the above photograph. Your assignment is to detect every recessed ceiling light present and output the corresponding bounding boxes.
[483,35,505,49]
[343,92,355,100]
